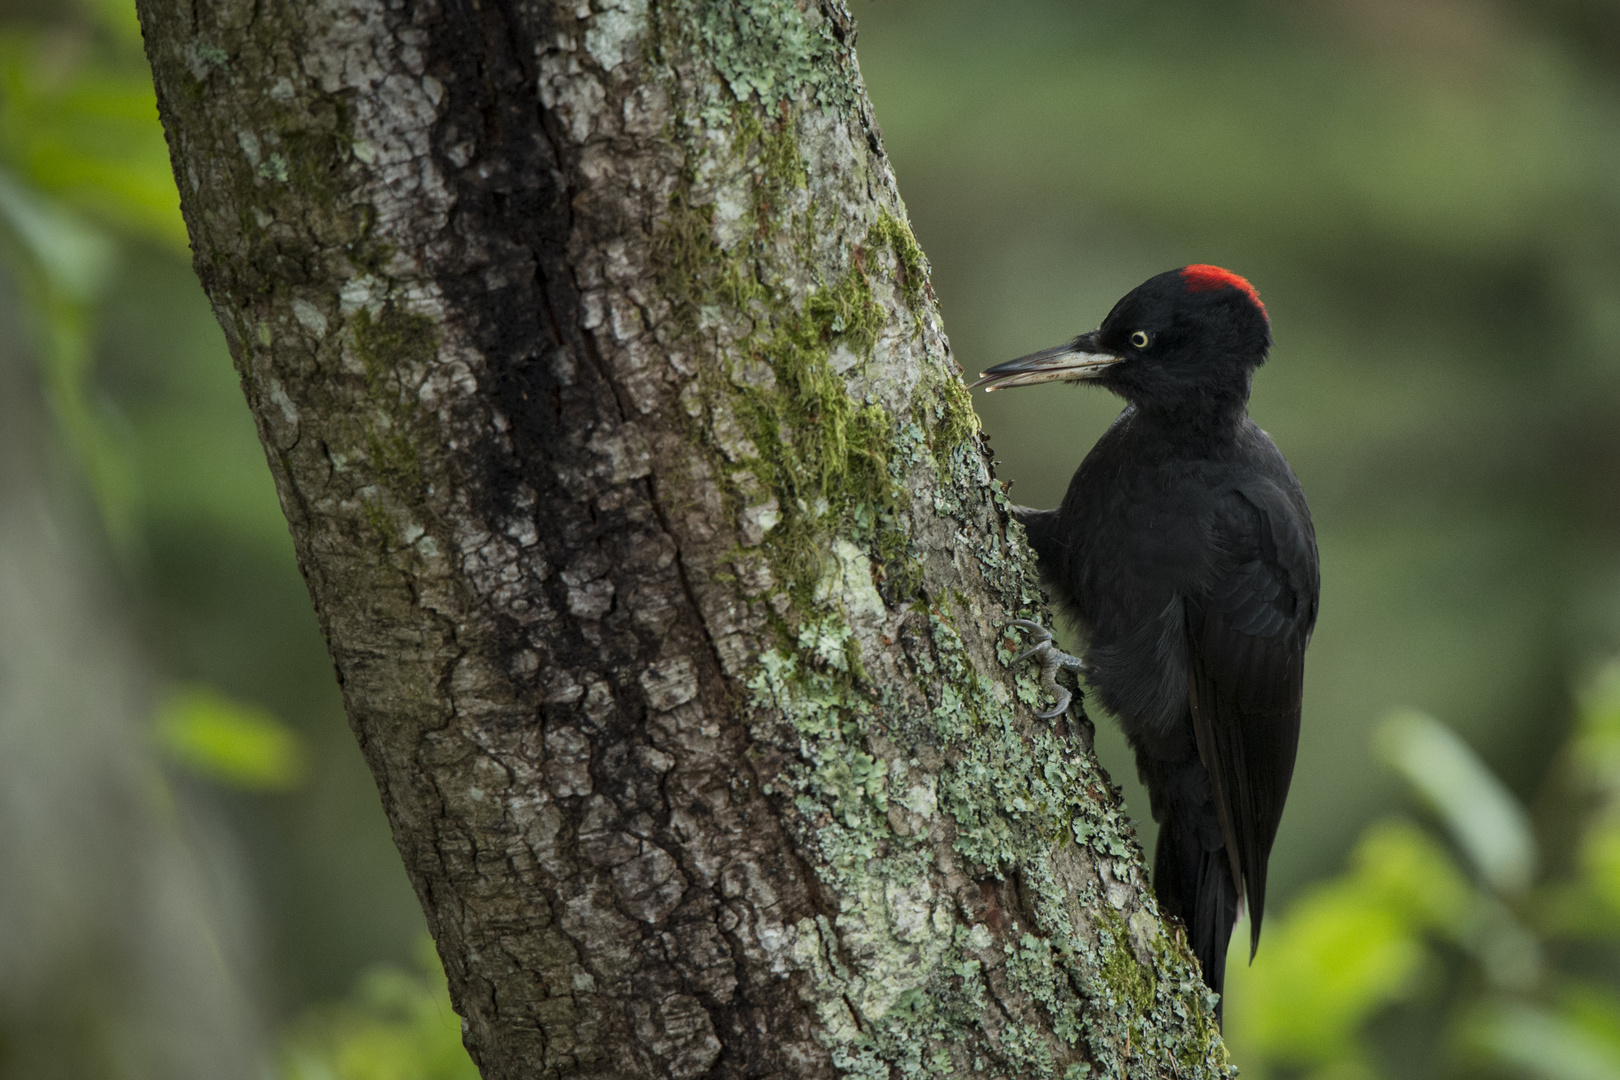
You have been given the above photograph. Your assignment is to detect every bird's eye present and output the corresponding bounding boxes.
[1130,330,1150,349]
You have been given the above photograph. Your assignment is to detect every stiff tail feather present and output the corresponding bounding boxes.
[1153,809,1240,1025]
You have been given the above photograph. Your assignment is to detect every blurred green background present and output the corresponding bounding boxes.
[4,0,1620,1076]
[858,0,1620,905]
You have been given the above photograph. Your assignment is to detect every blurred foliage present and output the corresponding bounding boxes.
[1227,821,1468,1071]
[280,940,478,1080]
[0,0,322,894]
[154,683,309,791]
[0,0,182,548]
[0,0,425,1028]
[857,0,1620,917]
[0,5,183,248]
[1377,709,1539,896]
[1225,662,1620,1080]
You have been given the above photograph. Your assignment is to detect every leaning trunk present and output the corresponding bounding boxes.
[136,1,1229,1076]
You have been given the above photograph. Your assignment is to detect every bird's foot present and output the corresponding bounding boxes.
[1006,619,1086,720]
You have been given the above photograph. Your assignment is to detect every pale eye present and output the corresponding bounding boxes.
[1130,330,1150,349]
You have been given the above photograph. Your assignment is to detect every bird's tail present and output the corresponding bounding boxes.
[1154,805,1240,1025]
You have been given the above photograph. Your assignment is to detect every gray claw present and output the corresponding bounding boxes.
[1005,619,1086,719]
[1033,688,1072,721]
[1011,645,1046,665]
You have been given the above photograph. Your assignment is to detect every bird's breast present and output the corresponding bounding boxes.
[1058,448,1226,641]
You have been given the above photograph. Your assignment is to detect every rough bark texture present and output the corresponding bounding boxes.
[137,1,1231,1077]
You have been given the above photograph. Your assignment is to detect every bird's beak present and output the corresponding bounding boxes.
[968,330,1125,392]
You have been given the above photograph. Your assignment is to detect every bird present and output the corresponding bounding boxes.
[970,265,1319,1021]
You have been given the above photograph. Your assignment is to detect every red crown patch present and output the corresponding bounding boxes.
[1181,265,1266,318]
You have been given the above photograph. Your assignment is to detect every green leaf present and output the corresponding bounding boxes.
[1561,987,1620,1061]
[1354,819,1540,991]
[281,939,479,1080]
[1377,708,1536,894]
[0,26,186,251]
[1467,1000,1620,1080]
[1576,821,1620,928]
[1576,661,1620,792]
[1350,818,1472,932]
[0,168,115,298]
[0,22,178,550]
[154,684,307,790]
[1227,881,1424,1067]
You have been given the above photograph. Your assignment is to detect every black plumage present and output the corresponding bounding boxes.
[973,266,1320,1018]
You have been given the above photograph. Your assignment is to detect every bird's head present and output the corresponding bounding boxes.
[971,265,1272,414]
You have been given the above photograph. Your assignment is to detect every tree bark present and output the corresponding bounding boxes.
[136,1,1230,1076]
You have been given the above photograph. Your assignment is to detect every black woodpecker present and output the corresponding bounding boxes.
[972,265,1320,1020]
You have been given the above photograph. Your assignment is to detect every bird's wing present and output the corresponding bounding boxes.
[1186,478,1319,958]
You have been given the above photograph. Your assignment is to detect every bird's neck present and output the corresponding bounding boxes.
[1129,387,1251,443]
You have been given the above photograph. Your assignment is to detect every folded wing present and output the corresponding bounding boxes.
[1186,478,1319,956]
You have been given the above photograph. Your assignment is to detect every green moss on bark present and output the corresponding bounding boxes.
[651,110,918,612]
[866,211,927,303]
[647,9,1230,1074]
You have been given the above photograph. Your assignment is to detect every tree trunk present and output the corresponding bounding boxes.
[136,1,1229,1076]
